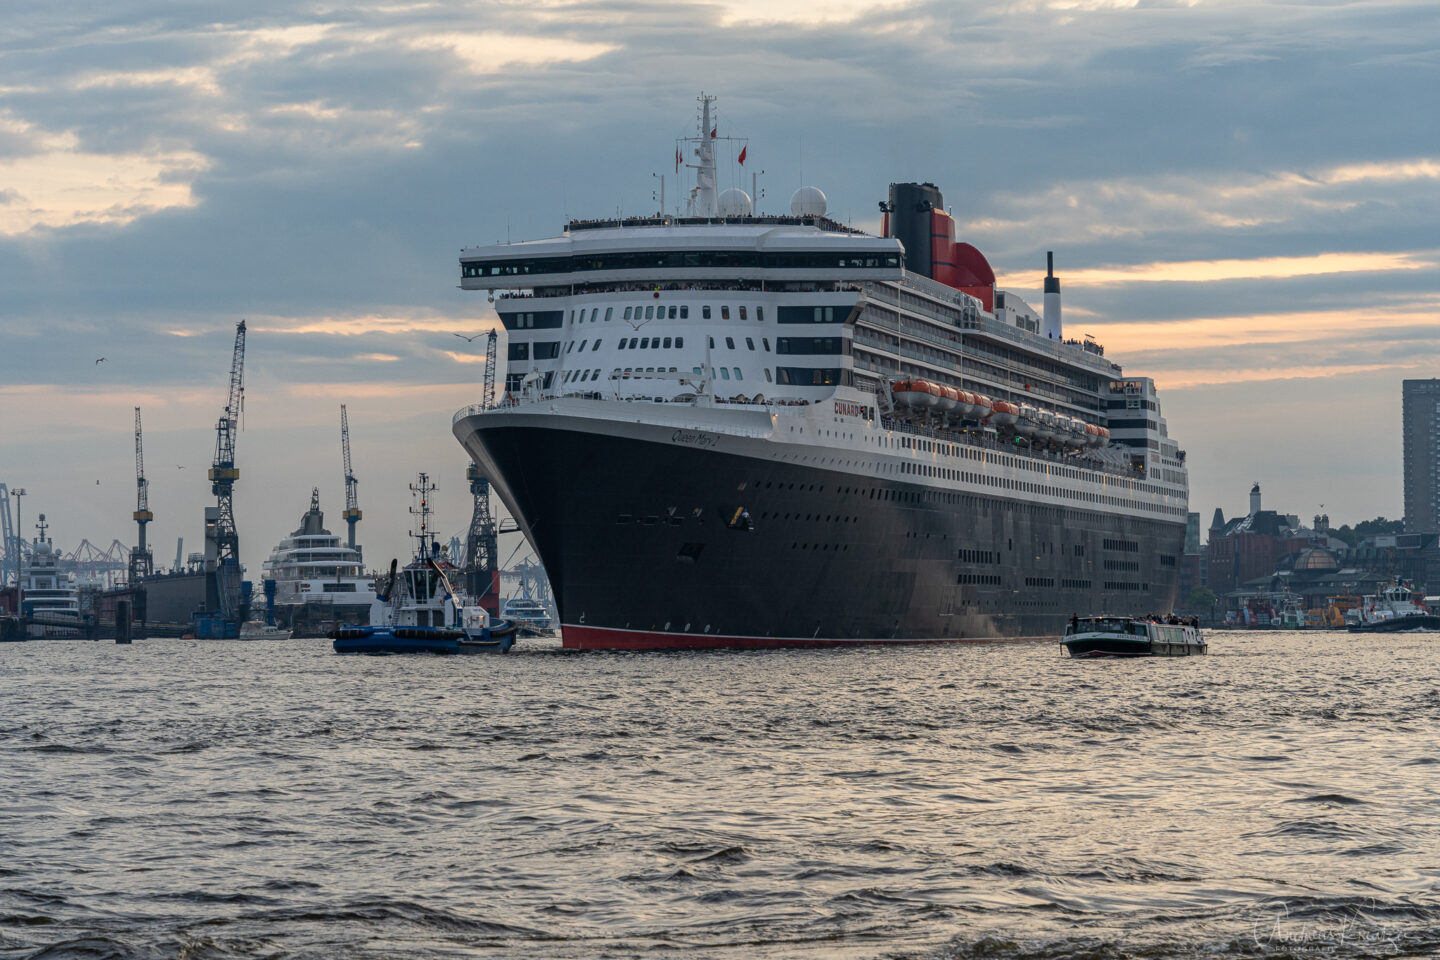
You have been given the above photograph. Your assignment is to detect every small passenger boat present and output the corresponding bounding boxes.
[1061,616,1206,658]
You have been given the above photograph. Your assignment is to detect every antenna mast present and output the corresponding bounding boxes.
[340,404,361,553]
[409,473,436,560]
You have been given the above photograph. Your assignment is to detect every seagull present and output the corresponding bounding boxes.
[175,464,186,470]
[452,332,487,342]
[95,357,106,364]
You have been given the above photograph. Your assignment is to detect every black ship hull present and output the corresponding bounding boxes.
[1347,615,1440,633]
[456,412,1185,651]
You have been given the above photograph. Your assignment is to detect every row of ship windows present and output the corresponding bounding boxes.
[461,251,902,277]
[504,305,844,330]
[512,366,850,391]
[891,461,1181,516]
[519,335,846,359]
[617,490,1178,556]
[956,575,1150,591]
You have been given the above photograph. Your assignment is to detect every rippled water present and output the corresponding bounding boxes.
[2,630,1439,959]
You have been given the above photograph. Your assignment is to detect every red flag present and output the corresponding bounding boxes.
[675,147,681,173]
[738,145,747,166]
[710,126,717,138]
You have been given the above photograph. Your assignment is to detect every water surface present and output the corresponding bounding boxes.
[2,630,1438,958]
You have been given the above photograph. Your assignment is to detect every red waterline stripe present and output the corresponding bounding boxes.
[560,624,1057,651]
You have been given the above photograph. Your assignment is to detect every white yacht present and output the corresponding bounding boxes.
[261,489,377,608]
[21,515,81,620]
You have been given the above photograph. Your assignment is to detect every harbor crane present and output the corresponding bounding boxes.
[0,483,19,587]
[340,404,361,554]
[202,320,246,634]
[461,328,508,612]
[482,329,498,409]
[128,406,154,584]
[463,463,500,614]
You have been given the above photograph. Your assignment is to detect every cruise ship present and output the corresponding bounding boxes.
[261,489,377,608]
[20,515,81,621]
[452,95,1188,650]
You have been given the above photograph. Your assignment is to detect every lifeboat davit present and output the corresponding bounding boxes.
[892,379,940,409]
[988,399,1020,427]
[1096,426,1111,446]
[1084,423,1102,447]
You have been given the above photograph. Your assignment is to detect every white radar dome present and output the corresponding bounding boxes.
[790,185,827,218]
[718,188,752,217]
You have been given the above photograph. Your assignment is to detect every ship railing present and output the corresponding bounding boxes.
[877,415,1147,481]
[453,393,812,424]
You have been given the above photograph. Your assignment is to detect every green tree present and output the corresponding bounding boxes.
[1185,586,1217,610]
[1353,516,1404,538]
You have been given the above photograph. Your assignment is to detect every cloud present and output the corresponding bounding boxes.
[405,33,617,73]
[2,0,1439,558]
[1001,250,1436,288]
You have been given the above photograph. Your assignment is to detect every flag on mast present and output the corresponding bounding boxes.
[710,126,717,138]
[675,147,681,173]
[738,145,747,166]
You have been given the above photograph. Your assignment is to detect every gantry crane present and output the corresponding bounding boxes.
[203,320,246,632]
[128,406,154,584]
[340,404,361,554]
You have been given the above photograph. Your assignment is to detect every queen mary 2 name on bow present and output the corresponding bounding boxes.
[671,429,719,448]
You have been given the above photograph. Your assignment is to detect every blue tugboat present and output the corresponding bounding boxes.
[331,474,517,655]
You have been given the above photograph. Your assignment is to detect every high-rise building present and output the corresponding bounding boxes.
[1402,379,1440,533]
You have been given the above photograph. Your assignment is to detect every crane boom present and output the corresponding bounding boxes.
[130,407,153,583]
[483,329,498,408]
[340,404,361,552]
[206,320,246,622]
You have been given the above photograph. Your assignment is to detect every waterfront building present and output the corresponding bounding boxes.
[1402,378,1440,534]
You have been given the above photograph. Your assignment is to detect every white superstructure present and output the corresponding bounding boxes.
[20,515,80,620]
[262,489,377,607]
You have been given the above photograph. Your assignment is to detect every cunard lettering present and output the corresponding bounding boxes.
[833,401,872,420]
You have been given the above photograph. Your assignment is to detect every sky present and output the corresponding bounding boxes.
[1,0,1437,576]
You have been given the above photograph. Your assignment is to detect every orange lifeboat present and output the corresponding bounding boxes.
[987,399,1020,427]
[956,390,982,419]
[1084,423,1102,448]
[892,379,941,409]
[935,384,960,413]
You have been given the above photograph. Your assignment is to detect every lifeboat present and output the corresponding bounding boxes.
[1034,408,1057,443]
[1096,426,1111,446]
[1084,423,1102,448]
[1014,403,1038,436]
[892,379,940,409]
[935,384,959,414]
[987,399,1020,427]
[1059,416,1086,449]
[1053,414,1074,446]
